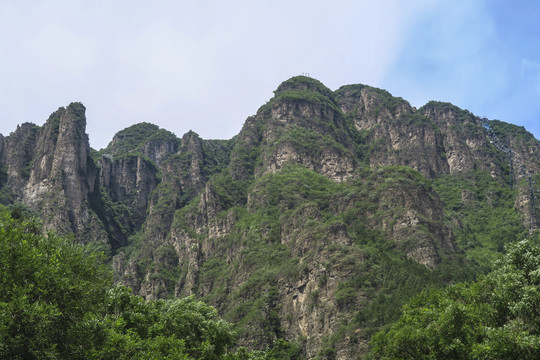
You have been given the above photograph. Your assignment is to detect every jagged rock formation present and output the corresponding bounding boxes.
[336,84,446,179]
[334,85,514,181]
[257,77,356,182]
[0,104,107,242]
[1,76,539,359]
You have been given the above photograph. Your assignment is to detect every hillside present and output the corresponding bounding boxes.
[1,76,539,358]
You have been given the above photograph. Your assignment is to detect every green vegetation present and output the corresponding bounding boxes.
[433,170,527,268]
[178,166,344,343]
[0,206,303,359]
[207,170,251,210]
[113,133,235,293]
[399,113,436,129]
[370,238,540,359]
[170,164,478,354]
[19,124,40,180]
[274,76,336,101]
[4,75,540,358]
[66,102,86,121]
[420,101,477,124]
[264,76,342,115]
[100,122,179,156]
[274,125,350,160]
[87,182,133,252]
[0,206,111,358]
[333,83,367,98]
[335,84,409,117]
[275,88,341,113]
[0,164,14,204]
[490,119,537,146]
[229,134,262,181]
[253,77,357,177]
[202,138,236,179]
[47,108,63,141]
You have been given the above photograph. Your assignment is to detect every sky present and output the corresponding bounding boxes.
[0,0,539,150]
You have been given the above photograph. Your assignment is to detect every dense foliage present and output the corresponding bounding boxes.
[433,170,527,268]
[490,119,537,146]
[370,239,540,359]
[4,75,540,358]
[0,164,15,204]
[0,206,297,359]
[335,84,409,117]
[0,206,111,358]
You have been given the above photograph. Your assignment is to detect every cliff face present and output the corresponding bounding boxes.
[335,86,512,181]
[104,122,179,167]
[25,104,99,235]
[257,78,356,182]
[112,130,234,295]
[2,122,40,196]
[116,78,458,357]
[0,104,108,242]
[2,76,540,359]
[336,85,447,179]
[98,154,158,237]
[419,102,506,176]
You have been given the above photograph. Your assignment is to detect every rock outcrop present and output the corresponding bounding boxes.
[0,104,108,242]
[2,76,540,359]
[258,78,356,182]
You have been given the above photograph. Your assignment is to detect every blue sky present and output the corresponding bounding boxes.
[0,0,539,149]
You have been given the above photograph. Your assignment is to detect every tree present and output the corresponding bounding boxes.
[370,239,540,359]
[0,206,111,358]
[88,286,237,360]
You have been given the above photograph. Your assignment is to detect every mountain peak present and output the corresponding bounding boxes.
[273,76,336,103]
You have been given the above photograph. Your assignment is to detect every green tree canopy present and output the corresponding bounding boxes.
[0,206,111,358]
[370,239,540,359]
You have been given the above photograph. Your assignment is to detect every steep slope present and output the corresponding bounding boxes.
[256,77,356,182]
[0,122,40,196]
[335,85,448,179]
[418,102,500,176]
[100,122,179,165]
[334,85,514,180]
[336,85,540,238]
[114,77,463,357]
[112,129,235,295]
[485,120,540,230]
[92,123,179,248]
[0,104,109,244]
[2,76,540,359]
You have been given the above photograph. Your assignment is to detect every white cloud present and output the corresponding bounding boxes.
[3,0,537,148]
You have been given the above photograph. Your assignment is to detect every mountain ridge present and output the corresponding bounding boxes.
[1,76,539,358]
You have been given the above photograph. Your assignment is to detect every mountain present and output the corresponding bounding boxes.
[1,76,539,358]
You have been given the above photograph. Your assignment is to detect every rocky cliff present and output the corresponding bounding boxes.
[1,76,539,359]
[0,104,109,244]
